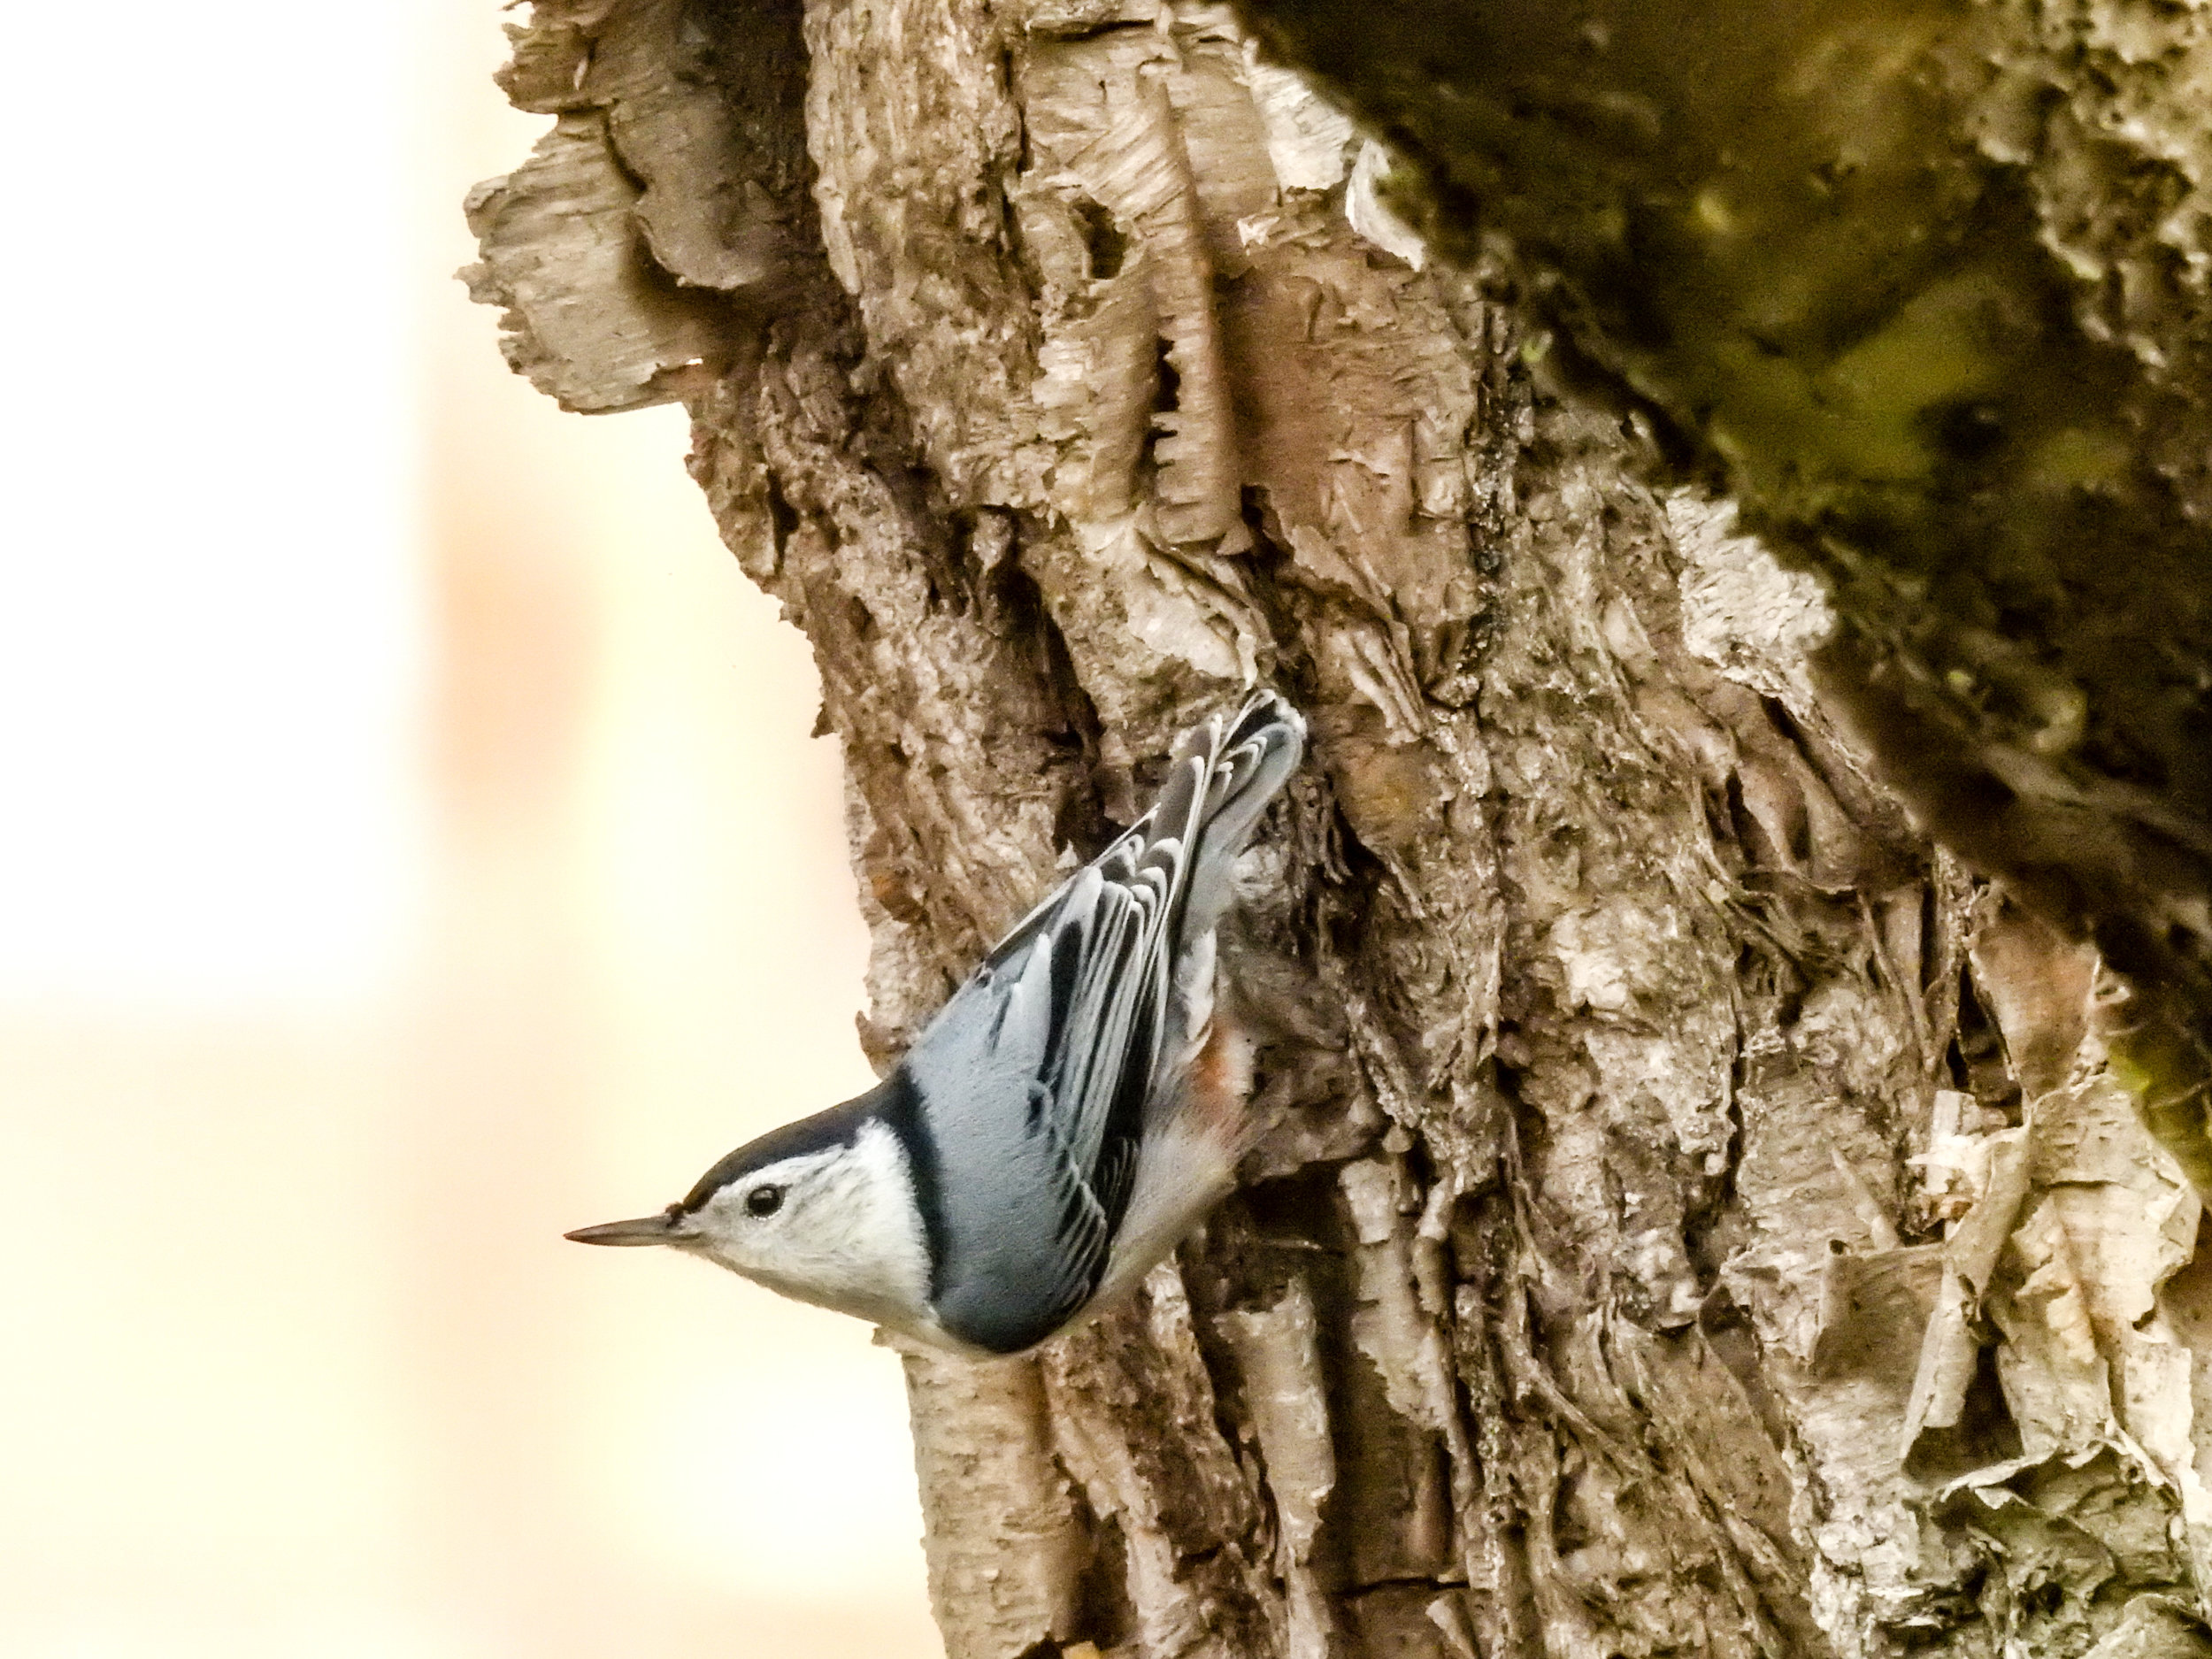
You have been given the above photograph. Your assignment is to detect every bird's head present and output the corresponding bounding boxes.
[567,1090,939,1339]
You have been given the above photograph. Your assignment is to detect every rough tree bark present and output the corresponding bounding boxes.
[1228,0,2212,1197]
[466,3,2212,1656]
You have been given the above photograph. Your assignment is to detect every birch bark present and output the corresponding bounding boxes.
[466,4,2212,1655]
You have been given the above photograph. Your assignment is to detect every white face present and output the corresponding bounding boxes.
[678,1120,937,1338]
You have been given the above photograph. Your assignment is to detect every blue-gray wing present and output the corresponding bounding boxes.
[901,693,1303,1351]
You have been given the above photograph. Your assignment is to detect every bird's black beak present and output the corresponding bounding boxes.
[565,1209,690,1247]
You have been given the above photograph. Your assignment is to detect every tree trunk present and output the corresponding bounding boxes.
[1225,0,2212,1199]
[465,4,2212,1656]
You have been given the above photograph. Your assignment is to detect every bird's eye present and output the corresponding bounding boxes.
[745,1185,786,1218]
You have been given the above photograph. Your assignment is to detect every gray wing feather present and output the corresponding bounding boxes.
[903,692,1303,1351]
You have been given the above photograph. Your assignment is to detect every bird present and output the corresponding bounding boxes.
[566,690,1306,1356]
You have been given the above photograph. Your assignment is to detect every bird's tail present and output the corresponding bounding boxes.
[1149,690,1306,938]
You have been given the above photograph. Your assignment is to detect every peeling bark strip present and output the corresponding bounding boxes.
[470,3,2212,1655]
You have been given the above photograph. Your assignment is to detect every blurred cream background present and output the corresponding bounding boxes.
[1,5,939,1655]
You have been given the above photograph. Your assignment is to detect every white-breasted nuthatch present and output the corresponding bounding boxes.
[567,691,1306,1356]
